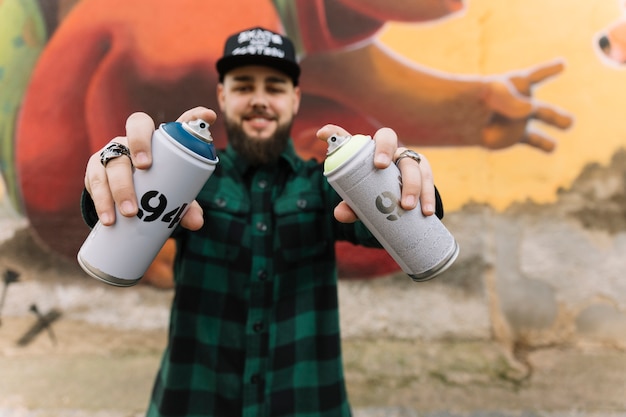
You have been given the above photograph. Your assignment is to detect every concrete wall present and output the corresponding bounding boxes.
[2,0,626,355]
[341,150,626,350]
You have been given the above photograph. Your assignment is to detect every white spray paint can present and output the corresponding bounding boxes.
[77,119,218,286]
[324,134,459,281]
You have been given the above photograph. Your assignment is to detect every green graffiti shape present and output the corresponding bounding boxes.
[0,0,47,213]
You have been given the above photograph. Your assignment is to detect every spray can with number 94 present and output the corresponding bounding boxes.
[324,134,459,281]
[77,119,218,287]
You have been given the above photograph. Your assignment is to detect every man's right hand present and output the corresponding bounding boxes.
[84,106,216,230]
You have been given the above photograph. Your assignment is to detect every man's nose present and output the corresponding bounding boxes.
[250,90,269,107]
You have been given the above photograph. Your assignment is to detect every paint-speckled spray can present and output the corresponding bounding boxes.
[77,119,218,287]
[324,134,459,281]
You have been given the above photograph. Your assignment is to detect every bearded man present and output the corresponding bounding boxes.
[82,27,442,417]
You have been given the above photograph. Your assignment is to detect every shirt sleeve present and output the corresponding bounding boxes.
[80,188,99,228]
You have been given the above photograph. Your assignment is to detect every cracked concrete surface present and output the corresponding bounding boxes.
[2,151,626,416]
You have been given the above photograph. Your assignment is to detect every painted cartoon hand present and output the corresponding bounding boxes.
[480,60,573,152]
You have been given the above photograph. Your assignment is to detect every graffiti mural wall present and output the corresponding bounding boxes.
[0,0,623,284]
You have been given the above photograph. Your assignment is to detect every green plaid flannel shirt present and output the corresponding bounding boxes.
[144,140,381,417]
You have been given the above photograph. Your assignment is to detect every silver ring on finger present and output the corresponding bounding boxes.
[100,142,132,167]
[395,149,422,167]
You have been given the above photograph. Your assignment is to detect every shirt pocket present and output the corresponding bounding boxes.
[189,193,250,263]
[273,192,330,262]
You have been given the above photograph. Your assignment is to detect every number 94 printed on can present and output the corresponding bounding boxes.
[137,190,188,228]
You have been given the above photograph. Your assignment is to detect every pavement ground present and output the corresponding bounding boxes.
[1,315,625,417]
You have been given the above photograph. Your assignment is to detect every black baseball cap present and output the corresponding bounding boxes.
[216,27,301,86]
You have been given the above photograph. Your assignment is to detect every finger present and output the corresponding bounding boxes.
[126,112,156,169]
[316,124,350,142]
[520,129,557,153]
[532,104,574,130]
[103,140,138,217]
[395,150,437,215]
[372,127,397,168]
[334,201,358,223]
[509,59,566,96]
[179,200,205,231]
[415,156,437,216]
[526,58,566,85]
[394,148,421,210]
[84,152,116,225]
[176,106,218,125]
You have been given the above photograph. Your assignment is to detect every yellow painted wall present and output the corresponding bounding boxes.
[380,0,625,211]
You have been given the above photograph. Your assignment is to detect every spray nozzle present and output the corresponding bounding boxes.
[326,134,351,156]
[182,119,213,143]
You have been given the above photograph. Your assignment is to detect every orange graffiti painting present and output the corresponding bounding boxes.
[13,0,572,287]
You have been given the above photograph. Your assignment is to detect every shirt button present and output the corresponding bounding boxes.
[215,198,227,208]
[253,322,264,332]
[296,199,308,209]
[256,222,268,232]
[257,270,268,281]
[258,180,268,189]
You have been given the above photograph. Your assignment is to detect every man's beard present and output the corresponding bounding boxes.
[224,117,293,167]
